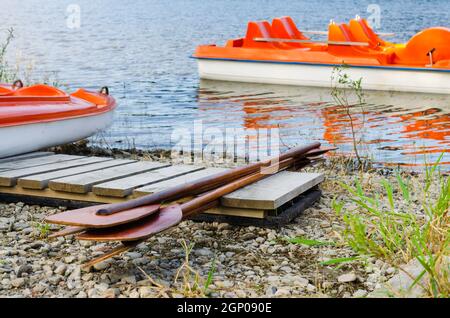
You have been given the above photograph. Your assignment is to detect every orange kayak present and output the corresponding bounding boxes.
[0,81,116,158]
[194,16,450,93]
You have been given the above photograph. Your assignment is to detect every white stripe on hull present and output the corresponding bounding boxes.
[197,59,450,94]
[0,110,114,158]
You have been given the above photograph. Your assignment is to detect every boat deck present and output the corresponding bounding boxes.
[0,152,324,226]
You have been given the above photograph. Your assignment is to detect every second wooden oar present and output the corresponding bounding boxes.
[77,155,304,242]
[45,143,321,230]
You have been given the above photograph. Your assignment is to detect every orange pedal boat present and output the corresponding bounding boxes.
[194,16,450,94]
[0,81,116,158]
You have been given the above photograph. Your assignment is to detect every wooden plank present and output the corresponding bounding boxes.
[205,206,266,219]
[134,167,227,196]
[18,159,136,190]
[221,172,324,210]
[0,152,55,164]
[49,161,170,194]
[93,165,205,197]
[0,156,114,187]
[0,154,82,171]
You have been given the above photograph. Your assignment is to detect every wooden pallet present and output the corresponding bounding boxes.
[0,152,324,222]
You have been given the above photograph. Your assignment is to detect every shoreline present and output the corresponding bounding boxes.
[0,142,447,298]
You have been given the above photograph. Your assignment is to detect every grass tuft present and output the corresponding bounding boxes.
[333,155,449,297]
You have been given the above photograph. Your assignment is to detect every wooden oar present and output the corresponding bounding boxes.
[254,37,369,46]
[45,143,322,230]
[48,156,319,239]
[46,146,334,237]
[78,155,304,243]
[78,154,328,266]
[79,156,308,266]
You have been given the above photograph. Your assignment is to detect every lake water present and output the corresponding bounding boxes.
[1,0,449,167]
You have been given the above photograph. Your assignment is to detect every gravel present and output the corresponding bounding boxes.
[0,163,436,298]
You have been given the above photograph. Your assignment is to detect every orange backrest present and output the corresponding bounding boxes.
[13,84,67,97]
[272,16,308,40]
[243,21,289,49]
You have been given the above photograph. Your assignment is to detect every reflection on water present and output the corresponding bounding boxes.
[197,80,450,168]
[1,0,449,168]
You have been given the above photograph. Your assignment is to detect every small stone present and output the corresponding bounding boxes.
[265,285,277,296]
[386,267,396,275]
[139,286,154,298]
[217,223,230,231]
[338,272,357,283]
[215,280,234,288]
[76,291,88,298]
[280,266,292,273]
[126,252,142,259]
[306,284,316,292]
[274,288,291,297]
[322,282,333,289]
[353,289,368,298]
[95,283,110,292]
[48,275,62,285]
[64,256,76,264]
[16,264,33,277]
[11,278,26,288]
[93,260,111,271]
[54,264,67,276]
[194,248,213,257]
[241,233,256,241]
[129,290,140,298]
[121,275,137,285]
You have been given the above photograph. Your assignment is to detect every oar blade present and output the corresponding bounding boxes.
[45,204,161,228]
[76,205,183,242]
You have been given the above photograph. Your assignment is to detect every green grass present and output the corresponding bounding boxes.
[319,256,360,267]
[33,222,51,238]
[203,256,217,295]
[286,236,335,247]
[332,155,449,297]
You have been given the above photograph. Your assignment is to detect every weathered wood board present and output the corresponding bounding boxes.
[221,171,324,210]
[18,159,135,190]
[0,154,82,171]
[134,167,227,196]
[0,152,54,164]
[93,165,205,197]
[49,161,169,194]
[0,156,113,187]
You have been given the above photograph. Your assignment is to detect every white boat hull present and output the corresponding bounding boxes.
[197,59,450,94]
[0,110,114,158]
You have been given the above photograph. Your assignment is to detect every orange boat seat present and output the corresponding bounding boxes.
[328,22,394,64]
[243,21,292,49]
[271,16,325,51]
[12,84,67,97]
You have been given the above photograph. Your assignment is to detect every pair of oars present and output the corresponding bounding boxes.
[45,143,334,266]
[79,152,326,267]
[46,142,327,237]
